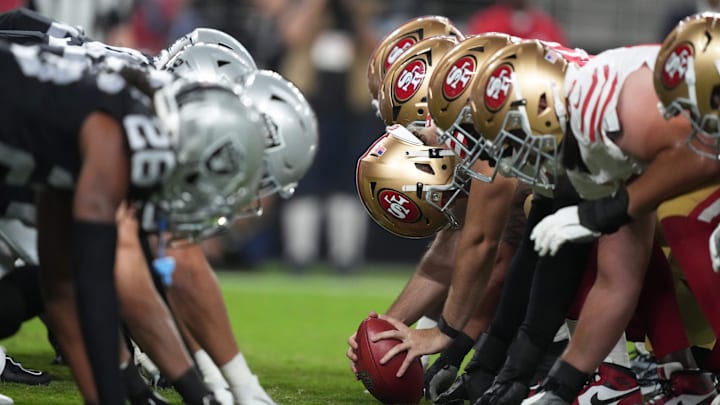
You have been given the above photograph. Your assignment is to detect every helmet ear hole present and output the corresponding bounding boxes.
[415,163,436,175]
[538,93,548,114]
[710,85,720,110]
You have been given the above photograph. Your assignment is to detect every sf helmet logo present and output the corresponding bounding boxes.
[485,64,513,111]
[662,43,693,88]
[385,37,416,70]
[443,56,475,100]
[395,60,426,102]
[378,190,420,222]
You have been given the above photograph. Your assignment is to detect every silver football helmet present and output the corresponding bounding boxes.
[243,70,318,199]
[155,27,257,71]
[153,78,267,238]
[159,43,255,87]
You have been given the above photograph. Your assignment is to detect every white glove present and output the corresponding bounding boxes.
[530,206,601,256]
[709,223,720,273]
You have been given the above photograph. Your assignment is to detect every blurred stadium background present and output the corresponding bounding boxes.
[3,0,701,271]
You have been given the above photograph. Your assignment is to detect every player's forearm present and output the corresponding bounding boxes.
[461,241,514,338]
[627,145,720,218]
[386,271,448,325]
[443,239,497,331]
[386,229,458,323]
[442,175,514,330]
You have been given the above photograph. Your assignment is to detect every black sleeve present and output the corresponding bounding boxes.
[0,8,53,32]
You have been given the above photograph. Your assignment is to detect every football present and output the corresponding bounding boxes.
[354,317,424,404]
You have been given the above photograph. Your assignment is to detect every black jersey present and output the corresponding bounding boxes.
[0,8,152,66]
[0,40,176,200]
[0,7,82,40]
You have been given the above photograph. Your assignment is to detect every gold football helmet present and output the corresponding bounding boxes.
[367,16,464,102]
[377,36,459,129]
[469,40,570,191]
[428,33,516,180]
[356,125,462,239]
[655,12,720,159]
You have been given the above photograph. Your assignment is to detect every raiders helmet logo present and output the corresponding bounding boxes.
[378,189,421,222]
[661,43,693,89]
[443,56,476,100]
[385,37,417,70]
[394,59,426,102]
[484,64,513,111]
[206,141,242,175]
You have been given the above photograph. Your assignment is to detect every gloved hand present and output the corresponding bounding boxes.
[710,223,720,273]
[530,206,600,256]
[425,332,474,401]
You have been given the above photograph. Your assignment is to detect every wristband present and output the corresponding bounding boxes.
[443,332,475,366]
[577,186,633,233]
[437,315,460,339]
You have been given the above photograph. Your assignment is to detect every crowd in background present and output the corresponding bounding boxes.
[4,0,714,271]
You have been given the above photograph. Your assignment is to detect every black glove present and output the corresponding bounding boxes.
[578,186,632,233]
[425,332,475,400]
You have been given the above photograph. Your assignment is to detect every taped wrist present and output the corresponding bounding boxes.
[443,332,475,367]
[577,186,632,233]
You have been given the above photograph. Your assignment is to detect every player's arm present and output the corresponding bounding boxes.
[375,162,516,377]
[617,66,720,217]
[442,166,516,332]
[532,67,720,255]
[592,68,720,221]
[624,146,720,217]
[384,228,459,324]
[0,7,83,39]
[71,111,129,403]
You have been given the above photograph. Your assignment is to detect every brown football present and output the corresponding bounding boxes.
[354,317,424,404]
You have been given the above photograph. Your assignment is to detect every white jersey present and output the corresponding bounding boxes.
[564,45,658,200]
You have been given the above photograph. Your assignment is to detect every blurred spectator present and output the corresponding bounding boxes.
[32,0,132,40]
[278,0,377,274]
[466,0,567,44]
[660,0,720,39]
[191,0,380,272]
[128,0,204,54]
[0,1,25,13]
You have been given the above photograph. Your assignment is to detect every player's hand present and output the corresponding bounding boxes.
[530,206,600,256]
[710,223,720,273]
[424,332,474,400]
[347,311,379,376]
[373,314,451,378]
[346,332,359,376]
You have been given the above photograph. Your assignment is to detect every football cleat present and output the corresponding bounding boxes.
[646,362,717,404]
[0,393,11,405]
[0,355,51,385]
[573,362,641,405]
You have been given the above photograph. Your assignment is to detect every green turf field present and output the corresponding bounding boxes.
[0,264,435,404]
